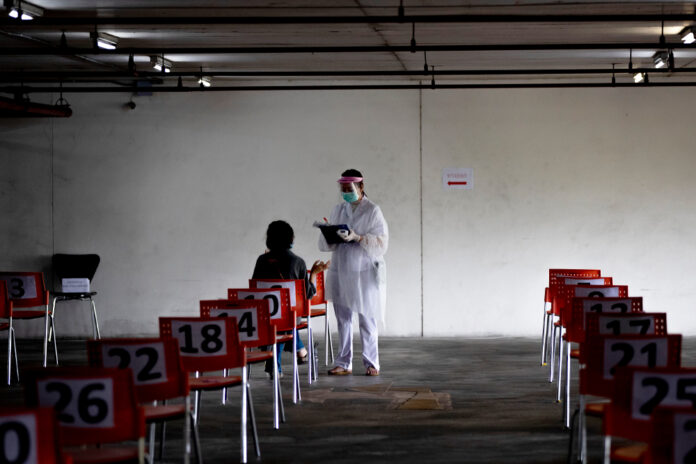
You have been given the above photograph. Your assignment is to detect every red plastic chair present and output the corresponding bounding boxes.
[542,269,602,366]
[0,407,72,464]
[228,287,301,404]
[86,337,200,464]
[159,316,259,463]
[602,366,696,464]
[0,272,57,368]
[249,278,319,384]
[1,281,20,384]
[199,298,284,429]
[308,270,334,366]
[643,407,696,464]
[554,284,627,427]
[23,366,146,464]
[586,311,666,337]
[574,335,681,464]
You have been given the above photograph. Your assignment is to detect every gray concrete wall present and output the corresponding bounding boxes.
[2,86,695,337]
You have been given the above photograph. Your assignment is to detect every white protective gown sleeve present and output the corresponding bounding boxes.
[319,197,388,322]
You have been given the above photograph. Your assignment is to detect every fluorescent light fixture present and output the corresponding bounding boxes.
[680,27,695,44]
[652,51,668,69]
[7,1,42,20]
[198,76,211,87]
[91,32,119,50]
[150,56,173,73]
[633,72,644,83]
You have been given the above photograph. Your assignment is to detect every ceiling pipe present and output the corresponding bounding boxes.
[2,42,695,55]
[5,82,696,93]
[2,67,696,82]
[1,13,696,26]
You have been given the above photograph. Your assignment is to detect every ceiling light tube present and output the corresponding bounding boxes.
[680,27,695,44]
[7,1,43,20]
[150,55,173,73]
[633,72,644,83]
[198,76,212,87]
[91,32,119,50]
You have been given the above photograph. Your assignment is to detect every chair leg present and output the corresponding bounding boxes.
[158,421,166,461]
[273,344,279,430]
[557,337,564,403]
[549,322,557,383]
[11,327,19,383]
[307,323,313,385]
[292,332,299,404]
[190,409,202,463]
[603,436,611,464]
[241,368,248,464]
[246,382,261,458]
[50,315,59,366]
[541,303,550,365]
[183,396,191,464]
[221,368,228,405]
[6,325,12,385]
[565,342,572,429]
[43,304,52,367]
[90,298,101,339]
[193,371,201,425]
[579,395,587,464]
[278,376,286,424]
[324,312,330,366]
[147,421,156,464]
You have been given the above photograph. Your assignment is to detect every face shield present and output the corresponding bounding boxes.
[338,176,362,203]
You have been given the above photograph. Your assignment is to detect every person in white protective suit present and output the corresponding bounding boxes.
[318,169,388,376]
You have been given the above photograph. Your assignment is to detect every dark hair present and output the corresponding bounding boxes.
[341,168,363,178]
[266,220,294,251]
[341,168,366,196]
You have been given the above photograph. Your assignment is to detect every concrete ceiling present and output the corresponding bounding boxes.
[2,1,696,92]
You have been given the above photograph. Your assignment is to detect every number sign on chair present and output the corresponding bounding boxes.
[87,338,200,464]
[199,299,284,429]
[23,366,146,464]
[603,366,696,463]
[159,316,259,464]
[568,297,644,343]
[646,408,696,464]
[0,408,66,464]
[587,312,666,337]
[0,272,56,368]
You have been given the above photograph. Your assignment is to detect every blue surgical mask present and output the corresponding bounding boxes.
[342,191,359,203]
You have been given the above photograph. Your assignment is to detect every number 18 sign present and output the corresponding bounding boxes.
[442,168,473,190]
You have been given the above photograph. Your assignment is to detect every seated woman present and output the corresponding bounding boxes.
[252,220,329,376]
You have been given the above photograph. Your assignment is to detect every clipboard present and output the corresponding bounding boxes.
[318,224,350,245]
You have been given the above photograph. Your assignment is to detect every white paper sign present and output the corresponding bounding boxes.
[102,342,167,385]
[62,278,90,293]
[0,276,37,300]
[598,315,655,336]
[210,308,259,342]
[171,319,228,357]
[0,413,37,464]
[442,168,473,190]
[631,372,696,420]
[37,378,115,428]
[575,286,620,298]
[563,278,606,285]
[603,338,668,379]
[674,412,696,463]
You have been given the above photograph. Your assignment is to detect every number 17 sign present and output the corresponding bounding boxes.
[442,168,473,190]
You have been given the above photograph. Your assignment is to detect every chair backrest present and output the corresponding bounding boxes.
[52,254,100,281]
[0,280,12,319]
[605,366,696,443]
[0,272,49,309]
[23,366,145,447]
[548,269,601,288]
[159,316,245,373]
[249,278,308,318]
[580,335,682,398]
[586,312,667,337]
[228,287,294,332]
[86,337,188,404]
[199,299,276,348]
[309,270,326,306]
[556,284,628,324]
[0,407,65,464]
[645,407,696,464]
[566,296,644,343]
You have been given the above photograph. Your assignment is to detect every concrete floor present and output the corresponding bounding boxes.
[2,336,695,463]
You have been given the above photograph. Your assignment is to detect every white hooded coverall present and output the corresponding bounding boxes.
[319,196,388,370]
